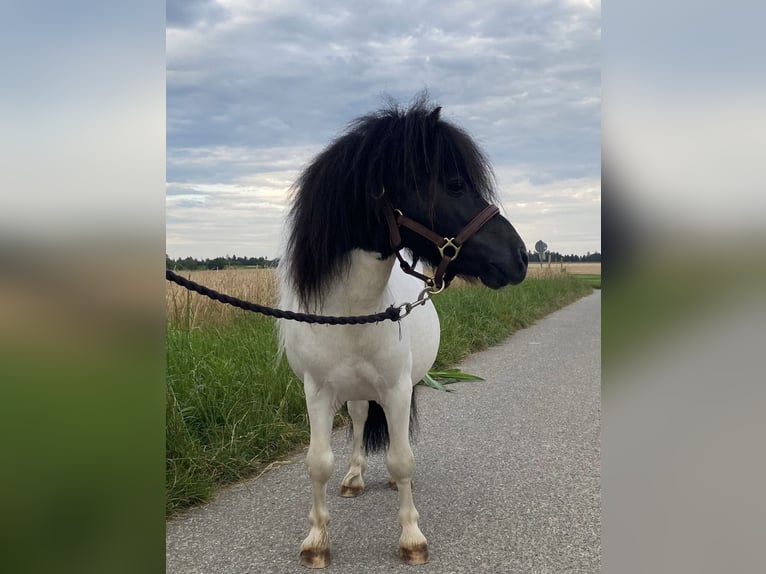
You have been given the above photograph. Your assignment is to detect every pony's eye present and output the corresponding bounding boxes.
[446,178,465,195]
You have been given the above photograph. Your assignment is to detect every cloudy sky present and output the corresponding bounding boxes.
[166,0,600,259]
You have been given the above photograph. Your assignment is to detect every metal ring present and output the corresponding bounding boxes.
[437,238,461,261]
[428,281,446,295]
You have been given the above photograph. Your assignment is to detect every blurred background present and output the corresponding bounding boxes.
[603,1,766,572]
[0,2,166,573]
[1,1,764,572]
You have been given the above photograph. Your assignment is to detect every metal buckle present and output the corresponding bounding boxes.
[428,280,446,295]
[437,237,461,261]
[396,287,435,319]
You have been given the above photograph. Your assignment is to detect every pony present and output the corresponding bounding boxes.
[277,95,527,568]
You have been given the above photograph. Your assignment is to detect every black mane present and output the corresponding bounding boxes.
[284,94,498,307]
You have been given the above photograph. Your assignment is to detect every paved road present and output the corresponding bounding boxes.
[167,291,601,573]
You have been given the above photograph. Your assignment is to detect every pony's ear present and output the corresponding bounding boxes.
[428,106,442,125]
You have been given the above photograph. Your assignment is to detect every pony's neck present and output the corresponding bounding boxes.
[323,249,395,314]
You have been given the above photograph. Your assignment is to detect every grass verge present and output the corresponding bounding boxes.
[166,273,592,515]
[575,274,601,289]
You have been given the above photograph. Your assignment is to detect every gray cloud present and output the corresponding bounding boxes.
[167,0,600,258]
[167,0,228,28]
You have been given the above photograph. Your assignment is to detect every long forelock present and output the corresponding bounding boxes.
[284,97,497,307]
[434,122,499,204]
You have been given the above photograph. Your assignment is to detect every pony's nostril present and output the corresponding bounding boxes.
[519,247,529,266]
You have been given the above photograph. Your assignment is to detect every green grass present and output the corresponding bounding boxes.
[166,274,592,515]
[166,316,311,513]
[575,274,601,289]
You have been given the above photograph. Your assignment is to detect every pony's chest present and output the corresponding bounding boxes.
[286,323,406,386]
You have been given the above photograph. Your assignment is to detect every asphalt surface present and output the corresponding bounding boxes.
[167,291,601,574]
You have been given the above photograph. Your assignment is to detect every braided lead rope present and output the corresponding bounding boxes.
[166,269,405,325]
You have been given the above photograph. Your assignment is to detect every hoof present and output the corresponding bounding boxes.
[399,542,429,565]
[340,483,364,497]
[299,547,331,569]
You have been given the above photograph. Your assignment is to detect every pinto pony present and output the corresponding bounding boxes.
[278,97,527,568]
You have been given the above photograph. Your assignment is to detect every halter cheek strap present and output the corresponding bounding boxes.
[383,201,500,291]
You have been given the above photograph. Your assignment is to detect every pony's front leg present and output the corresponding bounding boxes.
[384,388,429,565]
[340,400,368,497]
[300,387,335,569]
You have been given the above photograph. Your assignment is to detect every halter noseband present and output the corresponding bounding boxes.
[383,200,500,291]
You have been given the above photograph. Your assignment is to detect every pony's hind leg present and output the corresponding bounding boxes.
[384,387,429,565]
[300,385,335,569]
[340,400,368,497]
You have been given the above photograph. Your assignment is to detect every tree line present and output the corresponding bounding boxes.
[527,251,601,263]
[166,254,280,270]
[167,250,600,270]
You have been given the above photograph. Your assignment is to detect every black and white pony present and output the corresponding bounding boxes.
[278,97,527,568]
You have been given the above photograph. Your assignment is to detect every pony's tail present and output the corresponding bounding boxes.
[362,401,389,454]
[362,388,418,455]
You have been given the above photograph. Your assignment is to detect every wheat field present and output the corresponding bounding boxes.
[166,268,278,327]
[166,262,600,326]
[526,262,601,276]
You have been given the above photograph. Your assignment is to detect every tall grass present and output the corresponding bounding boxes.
[166,315,308,512]
[166,268,277,328]
[166,270,592,515]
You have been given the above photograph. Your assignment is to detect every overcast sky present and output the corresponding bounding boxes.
[166,0,600,259]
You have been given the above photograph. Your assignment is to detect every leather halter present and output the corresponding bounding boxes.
[383,201,500,291]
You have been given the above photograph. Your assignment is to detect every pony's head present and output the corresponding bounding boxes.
[285,95,527,305]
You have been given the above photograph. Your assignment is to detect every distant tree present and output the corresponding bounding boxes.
[164,254,356,270]
[583,252,601,262]
[524,251,600,265]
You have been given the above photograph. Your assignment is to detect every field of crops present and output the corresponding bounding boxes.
[166,264,601,325]
[526,261,601,276]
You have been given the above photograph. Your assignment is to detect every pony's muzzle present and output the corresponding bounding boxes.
[480,247,528,288]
